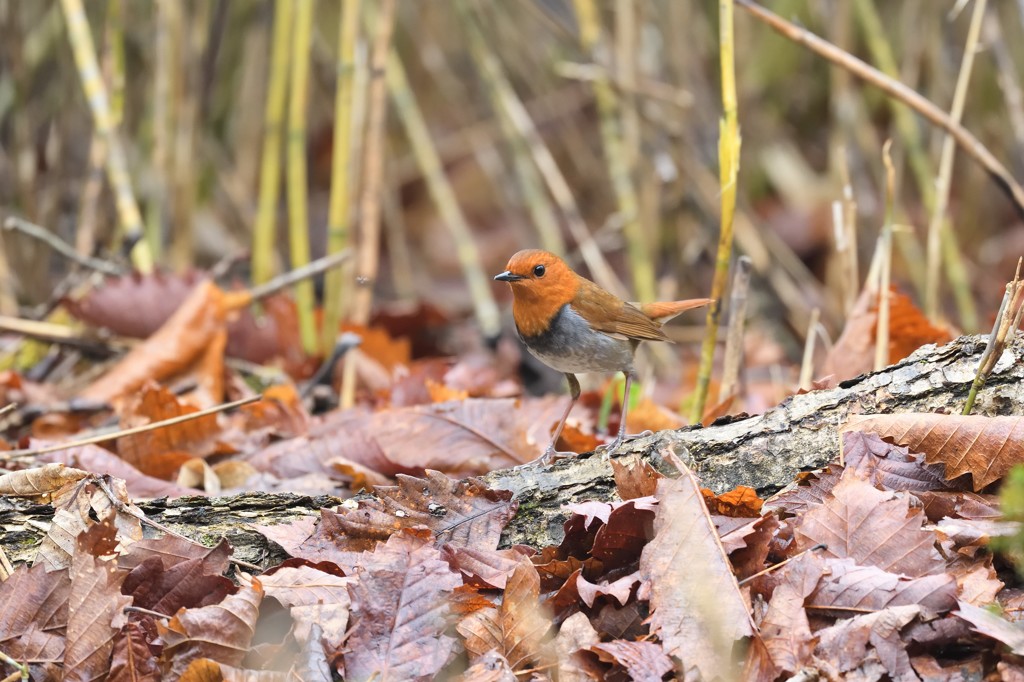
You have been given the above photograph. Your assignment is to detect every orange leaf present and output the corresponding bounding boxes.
[80,281,249,404]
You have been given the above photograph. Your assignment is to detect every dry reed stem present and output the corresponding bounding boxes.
[875,142,896,373]
[59,0,153,273]
[572,0,654,303]
[460,4,626,298]
[719,256,752,402]
[925,0,987,322]
[385,49,500,338]
[251,1,294,286]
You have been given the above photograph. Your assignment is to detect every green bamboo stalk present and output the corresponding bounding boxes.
[147,0,173,262]
[60,0,153,273]
[322,0,362,352]
[853,0,976,329]
[689,0,741,423]
[251,1,294,286]
[385,49,501,339]
[459,1,627,299]
[925,0,986,321]
[572,0,655,303]
[286,0,318,356]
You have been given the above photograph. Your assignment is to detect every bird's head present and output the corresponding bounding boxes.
[494,249,579,335]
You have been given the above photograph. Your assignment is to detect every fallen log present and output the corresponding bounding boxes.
[1,333,1020,565]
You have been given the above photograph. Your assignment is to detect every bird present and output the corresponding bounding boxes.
[494,249,711,464]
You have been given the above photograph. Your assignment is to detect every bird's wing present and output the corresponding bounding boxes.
[571,278,670,342]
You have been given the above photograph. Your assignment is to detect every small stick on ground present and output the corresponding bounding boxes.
[799,307,822,391]
[0,395,260,460]
[963,259,1024,415]
[4,217,126,276]
[718,256,752,402]
[875,142,896,373]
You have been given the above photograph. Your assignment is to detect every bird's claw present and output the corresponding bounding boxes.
[597,430,656,461]
[537,446,578,467]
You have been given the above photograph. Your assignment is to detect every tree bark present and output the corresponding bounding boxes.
[2,334,1021,566]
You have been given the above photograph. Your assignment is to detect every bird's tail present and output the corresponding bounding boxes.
[638,298,713,324]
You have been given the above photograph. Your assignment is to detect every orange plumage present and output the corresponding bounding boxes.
[495,249,711,463]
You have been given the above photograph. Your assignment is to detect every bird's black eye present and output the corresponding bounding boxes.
[533,264,546,278]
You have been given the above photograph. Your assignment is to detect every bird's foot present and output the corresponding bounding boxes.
[597,430,655,461]
[537,446,578,467]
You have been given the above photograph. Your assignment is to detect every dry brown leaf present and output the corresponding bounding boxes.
[842,430,950,492]
[0,462,88,497]
[812,605,921,680]
[844,413,1024,491]
[457,558,553,673]
[256,563,353,657]
[80,280,249,404]
[793,473,944,576]
[442,546,532,589]
[158,580,263,678]
[0,562,71,665]
[554,612,601,682]
[65,521,132,682]
[456,650,518,682]
[178,658,290,681]
[610,454,664,500]
[956,601,1024,655]
[638,474,753,681]
[808,558,957,616]
[703,485,764,516]
[344,531,460,681]
[758,552,823,675]
[304,470,517,554]
[177,458,221,494]
[109,620,161,682]
[117,384,221,465]
[40,445,196,499]
[370,397,569,472]
[821,287,951,382]
[590,640,675,682]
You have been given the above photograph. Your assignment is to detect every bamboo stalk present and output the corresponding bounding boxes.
[385,48,501,339]
[59,0,153,273]
[148,0,173,262]
[349,0,395,327]
[459,2,626,298]
[924,0,986,321]
[798,308,821,391]
[572,0,654,303]
[689,0,741,423]
[343,0,396,409]
[251,1,294,286]
[285,0,318,356]
[875,142,896,372]
[322,0,362,353]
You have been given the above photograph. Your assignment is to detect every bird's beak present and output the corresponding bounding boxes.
[493,271,524,282]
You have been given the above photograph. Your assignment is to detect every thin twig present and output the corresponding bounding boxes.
[874,142,896,373]
[798,308,822,391]
[555,61,694,109]
[0,404,17,418]
[964,259,1024,415]
[0,649,27,682]
[3,217,125,276]
[925,0,987,321]
[737,543,828,586]
[690,0,740,422]
[0,395,260,460]
[735,0,1024,219]
[247,249,352,301]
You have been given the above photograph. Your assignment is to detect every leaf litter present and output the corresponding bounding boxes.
[3,277,1024,679]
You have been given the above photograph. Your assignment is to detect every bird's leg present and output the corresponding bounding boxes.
[599,370,650,461]
[537,373,581,466]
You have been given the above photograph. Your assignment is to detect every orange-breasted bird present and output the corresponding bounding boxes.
[494,249,711,463]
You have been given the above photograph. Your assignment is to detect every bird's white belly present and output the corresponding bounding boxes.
[521,304,636,375]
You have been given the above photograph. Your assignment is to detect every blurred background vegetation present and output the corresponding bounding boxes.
[0,0,1022,392]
